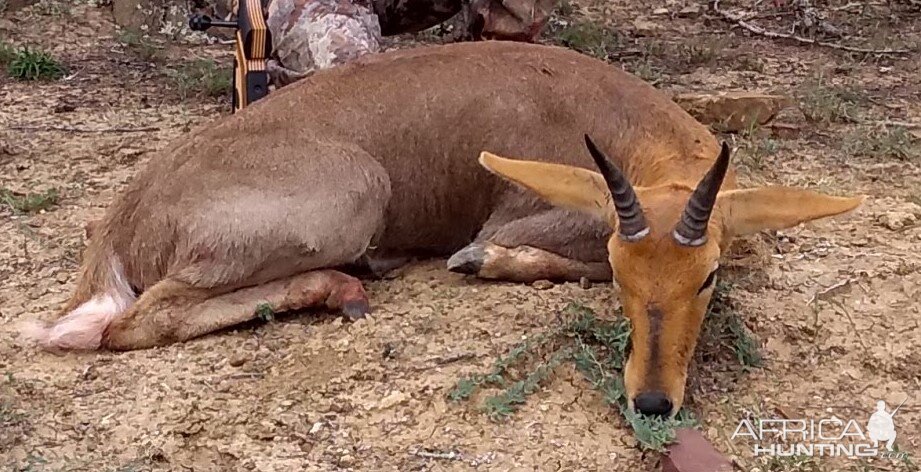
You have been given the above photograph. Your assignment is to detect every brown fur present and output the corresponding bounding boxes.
[42,41,738,353]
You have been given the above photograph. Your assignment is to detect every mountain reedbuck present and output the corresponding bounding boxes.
[22,41,863,417]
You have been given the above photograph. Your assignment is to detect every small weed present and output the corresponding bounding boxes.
[733,54,765,73]
[555,0,575,17]
[629,60,664,85]
[19,454,48,472]
[0,40,15,66]
[797,75,862,124]
[0,400,23,424]
[676,36,728,69]
[843,126,919,161]
[117,29,164,62]
[34,0,70,16]
[736,129,782,172]
[0,188,59,214]
[255,302,275,322]
[167,59,232,100]
[451,303,697,451]
[553,20,621,60]
[700,280,763,369]
[6,46,66,81]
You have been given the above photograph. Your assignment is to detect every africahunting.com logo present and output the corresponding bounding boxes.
[732,399,909,459]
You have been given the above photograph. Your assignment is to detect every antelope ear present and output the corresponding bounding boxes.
[718,186,866,236]
[479,151,611,221]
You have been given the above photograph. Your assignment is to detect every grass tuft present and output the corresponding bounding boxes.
[843,126,919,161]
[6,46,66,81]
[552,20,621,61]
[167,59,232,100]
[0,40,15,66]
[117,29,164,63]
[797,75,862,124]
[0,188,59,214]
[700,280,763,369]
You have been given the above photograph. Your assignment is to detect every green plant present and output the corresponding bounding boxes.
[255,302,275,322]
[167,59,232,100]
[700,280,763,369]
[117,29,164,62]
[6,46,66,81]
[0,188,59,214]
[0,40,15,66]
[450,303,697,451]
[553,20,621,60]
[677,36,728,68]
[843,126,919,161]
[797,75,862,124]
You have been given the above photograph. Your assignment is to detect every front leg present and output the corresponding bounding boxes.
[448,207,612,282]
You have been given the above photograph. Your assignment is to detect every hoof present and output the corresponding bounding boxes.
[341,299,371,320]
[447,244,485,275]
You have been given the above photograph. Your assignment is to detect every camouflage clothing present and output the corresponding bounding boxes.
[468,0,556,42]
[267,0,382,84]
[264,0,556,85]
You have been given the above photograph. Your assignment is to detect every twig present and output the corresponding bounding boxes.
[830,1,864,12]
[875,120,921,130]
[410,448,463,461]
[9,125,160,133]
[793,0,844,37]
[711,5,911,55]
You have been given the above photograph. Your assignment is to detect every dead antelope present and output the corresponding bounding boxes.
[22,41,862,417]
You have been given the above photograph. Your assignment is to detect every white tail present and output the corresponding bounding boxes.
[22,255,135,350]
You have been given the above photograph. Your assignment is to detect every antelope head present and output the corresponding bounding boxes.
[478,135,864,417]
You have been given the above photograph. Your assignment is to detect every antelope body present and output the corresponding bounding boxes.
[23,41,862,417]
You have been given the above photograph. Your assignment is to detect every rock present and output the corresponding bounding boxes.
[4,0,37,12]
[673,92,791,132]
[633,17,662,35]
[678,4,701,16]
[56,272,69,284]
[652,7,670,15]
[878,211,917,231]
[662,428,733,472]
[532,280,554,290]
[579,277,592,289]
[228,354,247,367]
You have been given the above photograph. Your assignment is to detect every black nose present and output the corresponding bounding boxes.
[634,391,673,416]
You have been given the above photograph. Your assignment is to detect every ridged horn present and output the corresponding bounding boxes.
[584,134,649,242]
[673,142,732,246]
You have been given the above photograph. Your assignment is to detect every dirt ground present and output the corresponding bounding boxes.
[1,1,920,471]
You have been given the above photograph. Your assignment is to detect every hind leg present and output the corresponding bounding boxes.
[448,207,612,282]
[102,270,369,350]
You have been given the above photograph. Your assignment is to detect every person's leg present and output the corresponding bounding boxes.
[266,0,382,85]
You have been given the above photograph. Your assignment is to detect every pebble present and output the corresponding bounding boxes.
[878,211,916,231]
[532,280,554,290]
[228,355,247,367]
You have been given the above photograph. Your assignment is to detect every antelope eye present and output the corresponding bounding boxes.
[697,269,717,294]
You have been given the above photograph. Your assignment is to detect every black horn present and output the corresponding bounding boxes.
[584,135,649,241]
[673,142,731,246]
